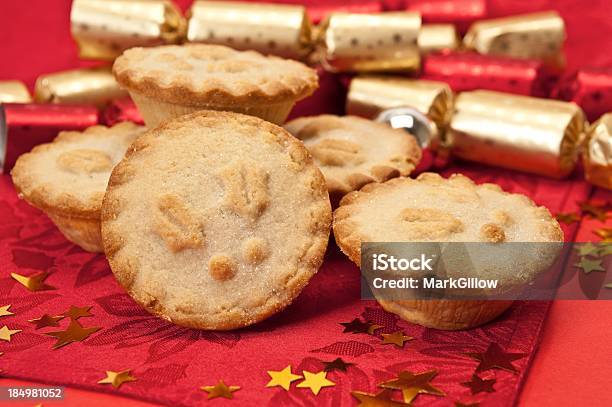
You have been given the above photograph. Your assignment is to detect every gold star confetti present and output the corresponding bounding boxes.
[296,370,335,395]
[381,331,414,348]
[579,201,610,221]
[460,374,496,395]
[340,318,373,334]
[201,380,240,400]
[367,324,384,335]
[11,271,56,291]
[97,369,137,389]
[0,305,14,317]
[62,305,93,320]
[575,257,605,274]
[379,370,445,403]
[575,243,600,257]
[352,389,408,406]
[322,357,354,372]
[266,365,302,391]
[605,283,612,289]
[45,319,101,349]
[0,325,21,342]
[555,212,580,224]
[465,343,527,374]
[594,228,612,242]
[598,244,612,257]
[28,314,64,330]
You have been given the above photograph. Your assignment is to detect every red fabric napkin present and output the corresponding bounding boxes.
[0,163,590,406]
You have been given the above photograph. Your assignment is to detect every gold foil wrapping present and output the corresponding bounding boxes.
[463,11,565,69]
[347,76,453,147]
[0,80,32,103]
[448,90,586,178]
[34,67,128,107]
[584,113,612,189]
[187,1,311,60]
[316,12,421,72]
[418,24,459,54]
[71,0,186,60]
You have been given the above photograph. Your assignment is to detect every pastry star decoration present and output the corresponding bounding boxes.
[0,325,21,342]
[575,257,605,274]
[351,389,408,406]
[45,319,101,349]
[98,370,137,389]
[296,370,335,395]
[379,369,445,403]
[11,271,56,291]
[266,365,302,390]
[201,380,240,400]
[0,305,14,317]
[465,343,527,374]
[460,374,496,395]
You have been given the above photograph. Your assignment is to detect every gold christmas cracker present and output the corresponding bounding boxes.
[316,12,421,72]
[34,66,128,107]
[463,11,565,69]
[346,76,453,144]
[448,90,586,178]
[71,0,186,61]
[584,113,612,189]
[0,80,32,103]
[418,24,459,54]
[187,1,312,60]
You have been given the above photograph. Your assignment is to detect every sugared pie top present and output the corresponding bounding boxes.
[100,110,331,330]
[113,44,319,107]
[285,115,421,201]
[11,122,145,218]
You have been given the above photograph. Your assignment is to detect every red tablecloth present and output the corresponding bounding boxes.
[1,1,612,406]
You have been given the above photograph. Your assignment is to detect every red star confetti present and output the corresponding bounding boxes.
[340,318,375,334]
[322,357,354,372]
[465,343,527,374]
[28,314,64,330]
[62,305,93,320]
[460,374,496,395]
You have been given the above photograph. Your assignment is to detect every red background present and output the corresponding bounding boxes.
[1,1,612,406]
